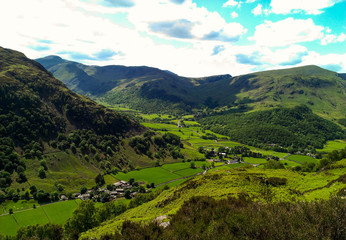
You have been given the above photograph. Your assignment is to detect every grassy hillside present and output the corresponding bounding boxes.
[81,160,346,239]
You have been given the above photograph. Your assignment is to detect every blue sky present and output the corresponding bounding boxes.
[0,0,345,76]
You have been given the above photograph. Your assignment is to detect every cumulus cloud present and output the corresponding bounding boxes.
[270,0,343,14]
[252,4,262,15]
[128,0,246,43]
[321,32,346,45]
[249,18,324,47]
[223,0,239,7]
[231,11,239,18]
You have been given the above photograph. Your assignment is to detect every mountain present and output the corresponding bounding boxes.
[37,56,345,121]
[0,47,183,193]
[36,56,232,113]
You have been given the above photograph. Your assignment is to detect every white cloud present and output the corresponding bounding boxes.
[246,0,256,3]
[231,11,239,18]
[321,32,346,45]
[252,4,262,15]
[249,18,324,47]
[127,0,246,42]
[270,0,342,15]
[222,0,239,7]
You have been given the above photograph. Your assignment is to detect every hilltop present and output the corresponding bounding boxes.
[37,57,345,121]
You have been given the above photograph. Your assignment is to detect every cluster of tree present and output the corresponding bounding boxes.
[198,105,344,150]
[0,138,24,188]
[89,195,345,240]
[129,132,184,160]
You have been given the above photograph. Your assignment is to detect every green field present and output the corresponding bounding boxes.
[316,140,346,152]
[243,157,268,164]
[114,167,181,185]
[1,199,38,214]
[174,168,203,177]
[0,200,81,236]
[286,155,319,164]
[42,200,79,224]
[0,214,19,236]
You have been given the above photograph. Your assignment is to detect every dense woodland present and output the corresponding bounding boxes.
[198,105,345,151]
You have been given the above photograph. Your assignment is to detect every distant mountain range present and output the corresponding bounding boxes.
[37,56,346,122]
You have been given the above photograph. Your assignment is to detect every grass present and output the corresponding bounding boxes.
[286,155,319,164]
[174,168,203,177]
[243,157,268,164]
[0,214,19,236]
[82,162,346,239]
[42,200,79,225]
[14,207,49,227]
[1,199,38,214]
[113,167,181,185]
[316,140,346,152]
[161,162,192,172]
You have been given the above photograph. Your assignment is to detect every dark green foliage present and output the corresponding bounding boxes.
[0,47,145,188]
[264,160,285,169]
[15,223,63,240]
[95,173,105,186]
[102,196,345,240]
[64,200,98,239]
[199,105,344,150]
[80,186,87,194]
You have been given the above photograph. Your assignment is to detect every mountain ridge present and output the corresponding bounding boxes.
[36,56,346,121]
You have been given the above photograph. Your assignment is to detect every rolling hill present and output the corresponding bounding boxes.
[37,56,345,121]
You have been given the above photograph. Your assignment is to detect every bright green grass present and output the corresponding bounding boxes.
[14,207,49,227]
[161,162,191,171]
[316,140,346,152]
[1,199,37,214]
[174,168,203,177]
[286,155,319,164]
[243,157,268,164]
[227,163,247,168]
[140,114,173,120]
[0,214,19,236]
[280,160,302,167]
[42,200,78,225]
[114,167,181,185]
[82,164,346,239]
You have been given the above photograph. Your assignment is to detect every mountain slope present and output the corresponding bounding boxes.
[0,47,155,192]
[37,56,345,121]
[36,56,232,113]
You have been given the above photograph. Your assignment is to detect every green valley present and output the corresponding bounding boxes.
[0,47,345,240]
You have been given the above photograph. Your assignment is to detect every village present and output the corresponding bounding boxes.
[70,180,144,202]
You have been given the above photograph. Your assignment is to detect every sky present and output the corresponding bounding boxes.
[0,0,345,77]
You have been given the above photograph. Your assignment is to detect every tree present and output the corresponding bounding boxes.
[64,200,98,239]
[124,189,131,199]
[80,186,87,194]
[128,178,135,185]
[190,162,196,169]
[95,173,105,186]
[38,168,46,179]
[16,223,63,240]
